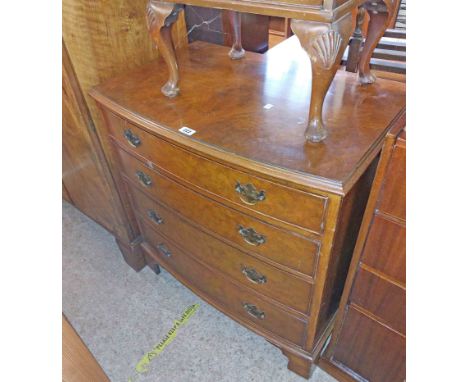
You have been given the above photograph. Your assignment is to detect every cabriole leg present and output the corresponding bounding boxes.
[359,0,393,84]
[227,11,245,60]
[346,6,366,73]
[147,1,183,97]
[291,14,353,143]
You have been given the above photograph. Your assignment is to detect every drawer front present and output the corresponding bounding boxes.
[350,268,405,334]
[377,141,406,221]
[142,229,307,346]
[361,215,406,284]
[106,112,327,235]
[132,191,313,314]
[118,148,320,277]
[333,307,405,382]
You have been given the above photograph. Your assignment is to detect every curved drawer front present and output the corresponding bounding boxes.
[131,187,313,314]
[118,148,320,277]
[106,112,327,235]
[142,229,307,347]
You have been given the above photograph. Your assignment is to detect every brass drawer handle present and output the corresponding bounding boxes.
[124,128,141,147]
[157,243,171,257]
[242,266,267,285]
[136,170,152,187]
[147,210,164,225]
[238,226,266,246]
[242,303,265,320]
[235,182,266,205]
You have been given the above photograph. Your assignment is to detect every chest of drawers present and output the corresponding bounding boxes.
[320,117,406,382]
[90,40,405,378]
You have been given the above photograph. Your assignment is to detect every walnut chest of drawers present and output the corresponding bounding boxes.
[90,39,406,378]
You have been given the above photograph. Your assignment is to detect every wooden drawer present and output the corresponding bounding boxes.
[349,268,405,334]
[376,140,406,221]
[106,112,327,235]
[332,307,405,382]
[142,228,307,346]
[131,189,313,314]
[118,147,320,277]
[361,215,406,284]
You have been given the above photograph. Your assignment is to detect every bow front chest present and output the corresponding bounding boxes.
[90,39,405,378]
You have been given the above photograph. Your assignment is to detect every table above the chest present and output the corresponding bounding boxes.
[146,0,397,142]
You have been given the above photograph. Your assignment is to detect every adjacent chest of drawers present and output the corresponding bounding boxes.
[320,117,406,382]
[90,40,406,378]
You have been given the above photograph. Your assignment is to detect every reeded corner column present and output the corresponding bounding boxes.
[358,0,395,84]
[227,11,245,60]
[147,0,184,97]
[291,13,353,143]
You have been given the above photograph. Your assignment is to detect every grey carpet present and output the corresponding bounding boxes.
[62,201,338,382]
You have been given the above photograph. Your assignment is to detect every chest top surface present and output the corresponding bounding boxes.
[91,38,405,194]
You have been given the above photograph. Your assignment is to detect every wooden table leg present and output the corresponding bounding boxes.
[147,1,183,97]
[227,11,246,60]
[346,6,366,73]
[358,0,394,84]
[291,14,353,142]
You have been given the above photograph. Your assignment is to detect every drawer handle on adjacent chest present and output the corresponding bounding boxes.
[238,226,266,246]
[157,243,171,258]
[242,303,265,320]
[147,210,164,225]
[123,128,141,148]
[235,182,266,205]
[136,170,152,187]
[242,266,267,285]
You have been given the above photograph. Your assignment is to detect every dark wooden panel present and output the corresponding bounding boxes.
[185,7,270,53]
[361,214,406,284]
[350,268,405,334]
[314,159,377,342]
[332,307,405,382]
[185,7,224,45]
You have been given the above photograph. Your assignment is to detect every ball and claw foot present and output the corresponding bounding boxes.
[305,119,328,143]
[161,82,179,98]
[229,47,246,60]
[359,71,377,85]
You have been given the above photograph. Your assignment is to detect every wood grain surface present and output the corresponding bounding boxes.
[91,39,406,194]
[321,115,406,382]
[62,0,187,243]
[62,42,118,232]
[62,314,110,382]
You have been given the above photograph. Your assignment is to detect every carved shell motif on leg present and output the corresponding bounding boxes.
[309,30,343,70]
